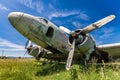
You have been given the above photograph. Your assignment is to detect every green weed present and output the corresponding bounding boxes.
[0,59,120,80]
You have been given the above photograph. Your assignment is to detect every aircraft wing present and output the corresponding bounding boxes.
[97,43,120,58]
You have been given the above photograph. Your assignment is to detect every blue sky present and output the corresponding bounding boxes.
[0,0,120,57]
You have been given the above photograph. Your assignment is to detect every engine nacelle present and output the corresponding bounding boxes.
[76,34,95,55]
[27,46,50,60]
[59,26,71,34]
[69,30,95,56]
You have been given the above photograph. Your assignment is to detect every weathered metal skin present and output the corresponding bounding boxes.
[76,34,95,55]
[8,12,69,50]
[8,12,96,60]
[9,12,120,68]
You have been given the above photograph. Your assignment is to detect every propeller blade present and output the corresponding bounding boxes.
[66,39,75,70]
[25,40,31,49]
[24,40,32,58]
[81,15,115,33]
[23,50,28,58]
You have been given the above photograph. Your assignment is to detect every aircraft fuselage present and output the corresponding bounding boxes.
[8,12,95,60]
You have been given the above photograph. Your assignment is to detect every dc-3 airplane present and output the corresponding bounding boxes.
[8,12,120,70]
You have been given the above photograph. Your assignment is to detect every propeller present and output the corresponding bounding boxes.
[25,40,32,49]
[23,40,32,58]
[77,15,115,35]
[66,15,115,70]
[66,39,75,70]
[23,50,28,58]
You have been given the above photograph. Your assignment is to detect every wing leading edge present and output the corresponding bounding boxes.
[97,43,120,58]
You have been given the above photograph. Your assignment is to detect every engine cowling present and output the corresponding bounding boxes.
[27,46,50,60]
[69,30,95,55]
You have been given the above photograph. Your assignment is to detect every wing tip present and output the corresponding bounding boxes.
[109,15,116,19]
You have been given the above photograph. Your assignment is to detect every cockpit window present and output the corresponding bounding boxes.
[43,18,48,23]
[39,17,48,24]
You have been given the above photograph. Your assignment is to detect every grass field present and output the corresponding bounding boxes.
[0,59,120,80]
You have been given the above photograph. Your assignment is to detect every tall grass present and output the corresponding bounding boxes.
[0,59,120,80]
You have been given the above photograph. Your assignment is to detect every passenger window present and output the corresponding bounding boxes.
[46,27,54,38]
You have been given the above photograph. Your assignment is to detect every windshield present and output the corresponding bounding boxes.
[38,17,48,24]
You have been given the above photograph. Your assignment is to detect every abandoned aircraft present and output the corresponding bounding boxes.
[8,12,120,70]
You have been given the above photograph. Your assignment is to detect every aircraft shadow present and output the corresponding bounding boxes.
[35,62,66,76]
[34,61,107,76]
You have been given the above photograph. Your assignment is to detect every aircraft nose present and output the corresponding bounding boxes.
[8,12,23,26]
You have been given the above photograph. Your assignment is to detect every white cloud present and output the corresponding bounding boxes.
[47,4,78,19]
[92,27,115,45]
[77,12,89,20]
[18,0,43,13]
[72,22,83,28]
[17,0,89,21]
[48,4,56,11]
[0,48,25,52]
[0,4,10,11]
[100,33,113,39]
[0,38,25,52]
[99,27,114,39]
[48,11,80,20]
[47,4,89,20]
[96,41,103,45]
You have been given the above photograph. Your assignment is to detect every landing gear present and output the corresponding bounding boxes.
[41,58,48,65]
[89,51,100,63]
[80,50,109,65]
[89,50,109,63]
[35,51,45,61]
[81,54,88,66]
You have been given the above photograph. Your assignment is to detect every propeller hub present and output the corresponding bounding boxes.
[69,30,86,45]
